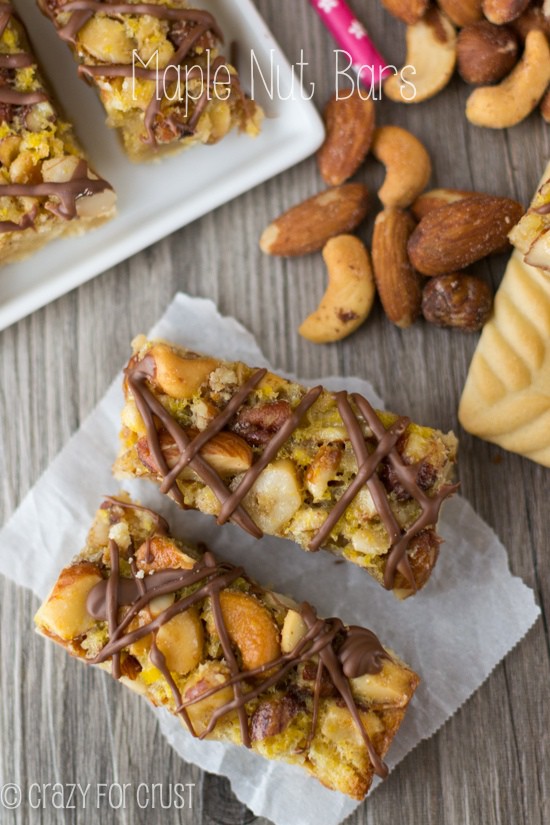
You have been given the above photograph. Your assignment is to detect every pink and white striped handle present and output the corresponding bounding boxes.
[309,0,391,85]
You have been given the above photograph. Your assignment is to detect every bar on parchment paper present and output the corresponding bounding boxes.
[114,336,458,598]
[34,494,419,799]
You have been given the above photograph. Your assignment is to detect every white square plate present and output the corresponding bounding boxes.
[0,1,324,330]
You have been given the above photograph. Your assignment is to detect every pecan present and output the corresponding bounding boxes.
[168,20,217,52]
[299,661,337,698]
[230,401,292,447]
[120,654,142,681]
[250,695,303,742]
[0,103,14,126]
[379,460,437,501]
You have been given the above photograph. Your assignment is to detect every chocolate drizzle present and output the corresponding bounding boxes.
[127,356,323,537]
[0,6,47,102]
[40,0,243,146]
[85,497,391,777]
[0,6,113,233]
[126,351,457,591]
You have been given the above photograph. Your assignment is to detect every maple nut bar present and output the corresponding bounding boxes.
[0,2,115,265]
[34,495,419,799]
[37,0,263,162]
[114,337,458,598]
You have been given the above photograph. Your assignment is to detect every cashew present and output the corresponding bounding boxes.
[351,658,414,707]
[0,136,21,167]
[299,235,375,344]
[79,17,134,63]
[156,607,204,675]
[135,536,196,573]
[219,591,281,671]
[372,126,432,209]
[466,30,550,128]
[384,8,457,104]
[148,343,219,399]
[34,562,103,641]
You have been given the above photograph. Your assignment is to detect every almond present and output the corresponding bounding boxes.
[482,0,529,25]
[437,0,483,27]
[136,429,253,477]
[259,184,369,257]
[457,22,518,85]
[317,91,375,186]
[200,431,253,475]
[372,208,422,328]
[411,187,482,221]
[408,196,524,276]
[381,0,429,24]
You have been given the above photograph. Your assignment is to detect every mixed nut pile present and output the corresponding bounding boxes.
[259,91,525,344]
[381,0,550,129]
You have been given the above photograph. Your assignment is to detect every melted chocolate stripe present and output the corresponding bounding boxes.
[0,53,34,68]
[0,6,47,102]
[86,499,391,776]
[127,359,263,537]
[106,539,121,678]
[159,368,267,494]
[217,385,323,526]
[324,393,416,591]
[352,394,458,589]
[0,9,113,234]
[0,88,47,105]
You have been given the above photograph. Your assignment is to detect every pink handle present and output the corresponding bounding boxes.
[309,0,391,86]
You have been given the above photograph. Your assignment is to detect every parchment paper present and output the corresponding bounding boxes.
[0,294,540,825]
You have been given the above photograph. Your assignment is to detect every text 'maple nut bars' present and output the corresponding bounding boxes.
[34,495,419,799]
[0,2,116,264]
[114,337,458,598]
[38,0,263,162]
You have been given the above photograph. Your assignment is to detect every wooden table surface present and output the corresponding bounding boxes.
[0,2,549,823]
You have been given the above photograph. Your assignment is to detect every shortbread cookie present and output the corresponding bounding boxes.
[38,0,263,162]
[114,337,458,598]
[0,2,115,264]
[459,249,550,466]
[35,495,419,799]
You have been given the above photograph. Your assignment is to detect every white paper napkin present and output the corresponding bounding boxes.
[0,294,540,825]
